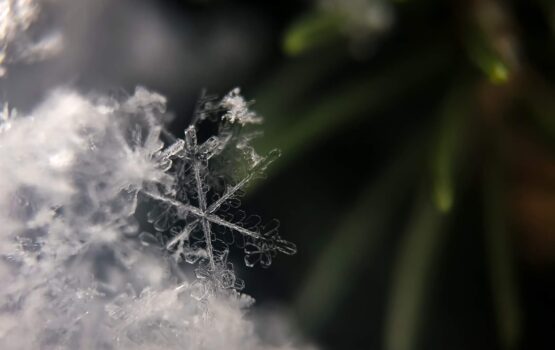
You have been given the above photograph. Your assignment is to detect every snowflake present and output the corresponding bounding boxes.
[141,89,296,299]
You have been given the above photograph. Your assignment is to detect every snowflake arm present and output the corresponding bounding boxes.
[143,89,296,296]
[206,149,280,215]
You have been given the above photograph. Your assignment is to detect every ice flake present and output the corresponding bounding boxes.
[220,88,262,126]
[0,0,63,76]
[143,89,296,297]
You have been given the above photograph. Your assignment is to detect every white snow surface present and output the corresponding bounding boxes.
[0,87,311,350]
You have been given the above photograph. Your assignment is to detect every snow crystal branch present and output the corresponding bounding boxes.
[144,88,296,298]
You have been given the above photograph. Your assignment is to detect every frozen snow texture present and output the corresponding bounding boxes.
[0,0,63,76]
[0,87,303,349]
[220,87,263,125]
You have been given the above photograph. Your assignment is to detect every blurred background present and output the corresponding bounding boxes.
[6,0,555,349]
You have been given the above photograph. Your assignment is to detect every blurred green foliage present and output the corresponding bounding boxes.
[249,0,555,349]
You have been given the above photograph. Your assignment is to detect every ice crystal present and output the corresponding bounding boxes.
[220,87,263,126]
[0,87,177,348]
[0,86,302,349]
[143,88,296,299]
[0,0,63,76]
[0,1,302,347]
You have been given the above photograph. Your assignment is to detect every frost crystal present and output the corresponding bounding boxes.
[0,0,63,76]
[0,86,300,349]
[143,88,296,299]
[220,87,263,125]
